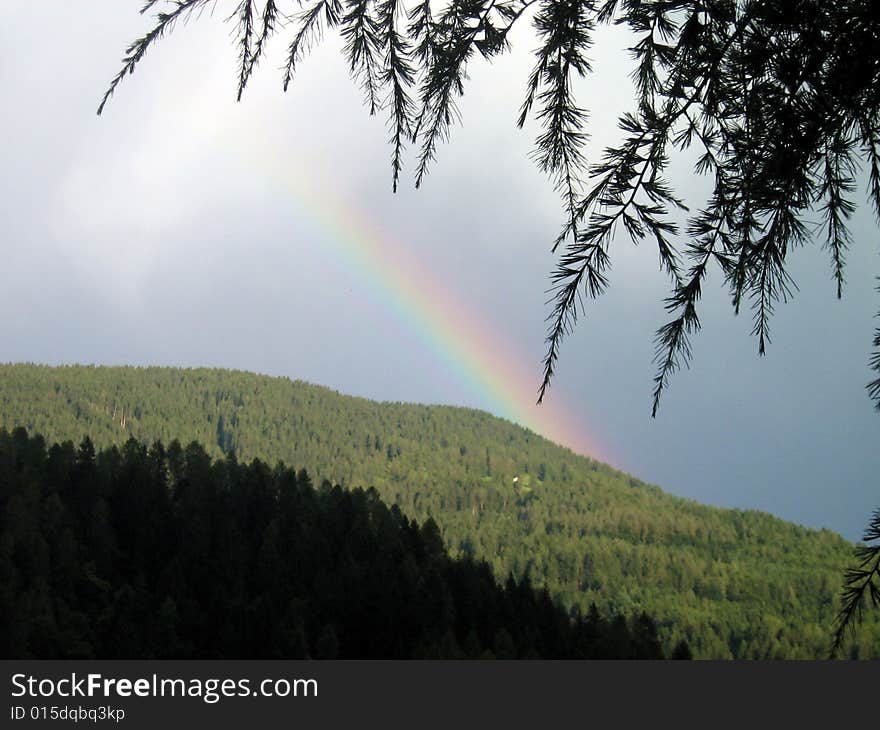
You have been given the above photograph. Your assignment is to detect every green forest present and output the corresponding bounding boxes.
[1,363,877,658]
[1,428,679,658]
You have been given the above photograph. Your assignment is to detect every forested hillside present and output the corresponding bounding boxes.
[1,429,676,658]
[1,363,877,658]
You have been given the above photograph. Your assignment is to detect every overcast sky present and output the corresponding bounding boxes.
[2,2,878,540]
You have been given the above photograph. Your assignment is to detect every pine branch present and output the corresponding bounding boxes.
[736,86,815,354]
[283,0,342,92]
[413,0,498,188]
[97,0,213,115]
[538,2,755,402]
[832,507,880,656]
[650,187,734,416]
[520,0,594,235]
[538,235,610,404]
[869,279,880,410]
[859,116,880,222]
[407,0,436,64]
[233,0,257,102]
[378,0,417,191]
[241,0,281,95]
[341,0,383,115]
[627,0,691,103]
[491,0,539,49]
[539,104,685,401]
[745,207,803,356]
[818,135,856,298]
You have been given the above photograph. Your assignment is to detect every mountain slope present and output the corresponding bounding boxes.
[0,363,876,658]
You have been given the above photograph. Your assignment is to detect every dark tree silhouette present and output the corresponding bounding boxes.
[0,427,676,659]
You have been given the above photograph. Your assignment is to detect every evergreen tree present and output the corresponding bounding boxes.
[0,364,877,658]
[0,427,681,659]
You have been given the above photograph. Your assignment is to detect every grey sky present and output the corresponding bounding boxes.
[2,2,878,540]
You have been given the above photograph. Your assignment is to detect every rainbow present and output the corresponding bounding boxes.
[239,145,606,462]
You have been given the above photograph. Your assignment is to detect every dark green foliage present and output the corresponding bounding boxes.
[671,639,692,660]
[0,428,669,659]
[833,508,880,656]
[1,364,877,658]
